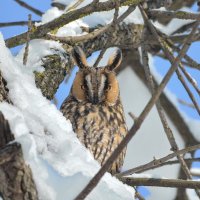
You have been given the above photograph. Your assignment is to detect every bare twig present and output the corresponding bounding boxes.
[133,157,200,174]
[51,2,66,10]
[93,49,106,68]
[23,14,32,66]
[113,1,120,23]
[92,3,120,68]
[0,21,39,27]
[179,66,200,96]
[176,69,200,115]
[165,40,200,96]
[170,33,200,44]
[178,99,196,109]
[46,5,136,45]
[117,144,200,176]
[14,0,43,16]
[6,0,144,48]
[128,112,138,122]
[148,10,199,20]
[139,4,200,197]
[134,187,145,200]
[141,26,178,150]
[157,43,200,71]
[66,0,85,11]
[119,177,200,189]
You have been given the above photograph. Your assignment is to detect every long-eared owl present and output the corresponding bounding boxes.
[61,47,127,174]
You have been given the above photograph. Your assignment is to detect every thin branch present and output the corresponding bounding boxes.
[134,187,145,200]
[179,66,200,97]
[139,4,200,197]
[157,42,200,71]
[148,10,199,20]
[170,33,200,44]
[46,5,136,45]
[135,157,200,174]
[128,112,138,122]
[116,144,200,177]
[119,177,200,189]
[178,99,196,109]
[51,2,66,10]
[93,49,106,68]
[113,0,120,23]
[66,0,85,11]
[74,6,198,199]
[0,21,39,27]
[165,40,200,96]
[176,69,200,115]
[23,14,32,66]
[14,0,43,16]
[141,27,178,150]
[6,0,144,48]
[92,3,120,68]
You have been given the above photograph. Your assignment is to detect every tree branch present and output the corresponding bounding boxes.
[14,0,43,16]
[0,21,39,27]
[6,0,144,48]
[23,14,32,66]
[149,10,199,20]
[119,177,200,189]
[116,144,200,176]
[0,112,38,199]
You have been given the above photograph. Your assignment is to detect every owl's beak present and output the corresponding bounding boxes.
[92,95,99,104]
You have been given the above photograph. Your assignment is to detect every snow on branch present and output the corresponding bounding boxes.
[5,0,143,48]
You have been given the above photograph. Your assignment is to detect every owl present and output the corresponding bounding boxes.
[61,47,127,174]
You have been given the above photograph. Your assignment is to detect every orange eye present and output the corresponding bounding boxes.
[81,85,85,90]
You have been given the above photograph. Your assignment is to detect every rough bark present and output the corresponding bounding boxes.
[0,112,38,200]
[0,72,10,103]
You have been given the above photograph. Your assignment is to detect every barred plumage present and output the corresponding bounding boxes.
[61,47,127,174]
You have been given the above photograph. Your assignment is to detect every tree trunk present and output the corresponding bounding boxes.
[0,112,38,200]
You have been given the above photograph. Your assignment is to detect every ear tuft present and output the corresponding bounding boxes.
[72,46,88,69]
[106,48,122,71]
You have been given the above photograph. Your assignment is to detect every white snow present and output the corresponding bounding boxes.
[40,1,144,38]
[16,39,66,72]
[41,7,64,24]
[187,189,200,200]
[154,7,195,35]
[191,168,200,174]
[56,20,88,37]
[0,34,135,200]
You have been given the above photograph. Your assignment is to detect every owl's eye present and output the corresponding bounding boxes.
[81,84,85,90]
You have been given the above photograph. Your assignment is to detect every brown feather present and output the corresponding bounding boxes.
[61,48,127,175]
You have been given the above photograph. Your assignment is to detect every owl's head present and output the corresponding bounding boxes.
[71,47,122,106]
